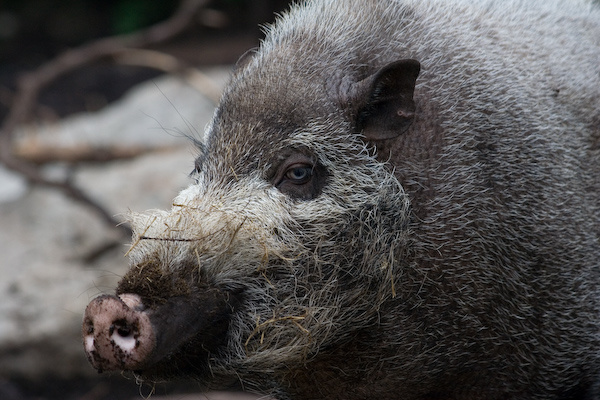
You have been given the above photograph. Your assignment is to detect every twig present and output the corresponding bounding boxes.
[114,48,223,103]
[0,0,210,237]
[14,143,178,165]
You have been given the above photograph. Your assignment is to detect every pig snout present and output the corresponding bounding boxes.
[83,288,237,377]
[82,294,155,373]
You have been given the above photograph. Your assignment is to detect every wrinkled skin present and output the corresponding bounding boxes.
[83,0,600,399]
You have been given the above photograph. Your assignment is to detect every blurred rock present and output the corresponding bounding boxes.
[14,67,231,152]
[0,165,28,203]
[0,67,244,399]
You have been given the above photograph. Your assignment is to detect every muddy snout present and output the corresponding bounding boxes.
[83,288,237,376]
[82,294,155,373]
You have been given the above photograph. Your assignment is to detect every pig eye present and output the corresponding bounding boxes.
[273,153,328,200]
[284,165,313,184]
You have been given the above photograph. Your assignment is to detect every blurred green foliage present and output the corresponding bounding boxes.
[110,0,177,35]
[0,0,291,65]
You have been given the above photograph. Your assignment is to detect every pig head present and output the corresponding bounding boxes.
[83,57,418,386]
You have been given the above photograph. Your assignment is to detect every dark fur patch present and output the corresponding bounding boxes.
[116,259,194,307]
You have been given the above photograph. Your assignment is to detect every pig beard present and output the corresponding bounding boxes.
[123,133,411,388]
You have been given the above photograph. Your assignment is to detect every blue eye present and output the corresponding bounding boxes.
[285,165,312,183]
[274,155,327,200]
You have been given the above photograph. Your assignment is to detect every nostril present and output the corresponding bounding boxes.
[110,319,134,337]
[116,325,132,338]
[110,319,138,352]
[84,319,94,335]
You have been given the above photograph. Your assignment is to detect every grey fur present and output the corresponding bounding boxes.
[105,0,600,399]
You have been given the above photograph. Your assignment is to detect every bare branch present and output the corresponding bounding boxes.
[114,49,223,103]
[14,143,179,165]
[0,0,210,237]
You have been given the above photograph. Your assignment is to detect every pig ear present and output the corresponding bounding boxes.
[353,59,420,141]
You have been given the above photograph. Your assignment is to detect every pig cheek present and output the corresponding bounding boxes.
[82,295,155,373]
